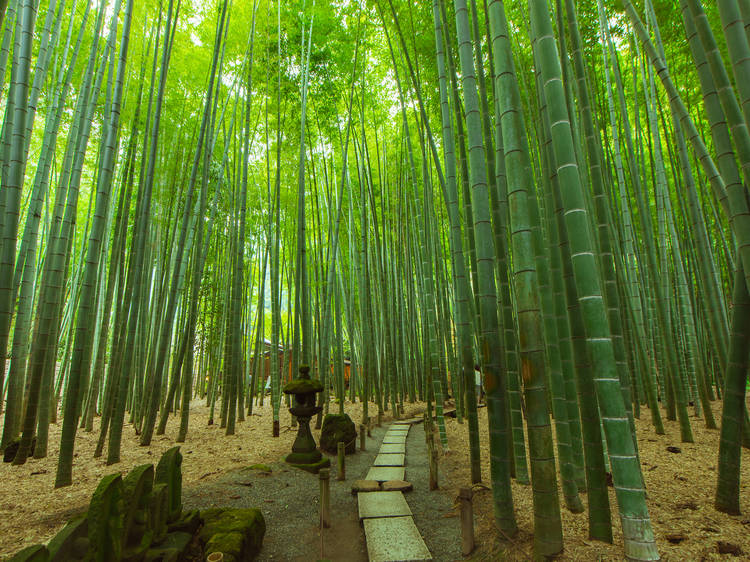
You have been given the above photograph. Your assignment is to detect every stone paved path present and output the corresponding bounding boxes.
[356,418,432,562]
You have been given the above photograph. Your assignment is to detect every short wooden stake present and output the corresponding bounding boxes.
[377,411,382,426]
[337,442,346,481]
[319,468,331,528]
[429,448,438,490]
[459,487,474,555]
[359,424,366,451]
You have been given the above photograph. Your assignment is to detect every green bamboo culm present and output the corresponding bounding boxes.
[55,0,133,487]
[452,0,518,537]
[527,1,658,559]
[488,1,563,555]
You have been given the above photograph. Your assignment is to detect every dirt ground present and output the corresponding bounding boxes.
[441,401,750,561]
[0,397,749,560]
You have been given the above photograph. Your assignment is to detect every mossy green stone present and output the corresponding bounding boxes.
[47,515,88,561]
[247,463,272,473]
[284,455,331,474]
[143,531,192,562]
[144,547,179,562]
[88,473,124,562]
[155,447,182,523]
[8,545,49,562]
[122,464,154,554]
[167,509,202,535]
[320,413,356,454]
[282,378,323,394]
[205,532,243,561]
[199,508,266,560]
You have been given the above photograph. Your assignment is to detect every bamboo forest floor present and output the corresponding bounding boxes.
[442,399,750,561]
[0,396,749,560]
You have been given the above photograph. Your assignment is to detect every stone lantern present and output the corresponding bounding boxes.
[282,365,330,473]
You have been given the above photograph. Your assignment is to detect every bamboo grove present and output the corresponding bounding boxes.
[0,0,748,559]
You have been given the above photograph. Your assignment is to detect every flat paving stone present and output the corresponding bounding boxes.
[358,491,412,519]
[366,466,406,482]
[384,431,408,438]
[382,480,413,492]
[393,418,423,425]
[374,453,405,466]
[379,443,405,454]
[351,479,381,494]
[364,516,432,561]
[382,435,407,444]
[386,426,409,432]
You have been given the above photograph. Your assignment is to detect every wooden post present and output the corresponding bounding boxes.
[359,424,366,451]
[459,487,474,555]
[337,442,346,481]
[427,433,438,490]
[206,553,224,562]
[430,449,439,490]
[377,411,382,427]
[319,468,331,528]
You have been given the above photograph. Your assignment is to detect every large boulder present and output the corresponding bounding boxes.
[320,413,356,454]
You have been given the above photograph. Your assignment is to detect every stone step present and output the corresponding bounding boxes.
[358,491,412,520]
[382,435,407,445]
[379,443,405,454]
[366,466,405,482]
[393,417,423,425]
[363,516,432,562]
[385,426,409,433]
[384,433,408,440]
[373,453,405,467]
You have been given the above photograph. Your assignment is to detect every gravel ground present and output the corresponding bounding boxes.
[182,419,463,561]
[404,423,463,562]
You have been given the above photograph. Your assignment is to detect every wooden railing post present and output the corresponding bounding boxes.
[359,424,366,451]
[427,431,438,490]
[337,442,346,481]
[459,487,474,555]
[319,468,331,528]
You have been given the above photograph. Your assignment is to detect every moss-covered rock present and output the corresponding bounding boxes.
[199,508,265,561]
[122,463,155,558]
[143,531,192,562]
[8,544,48,562]
[247,464,272,473]
[88,473,124,562]
[205,532,243,562]
[166,509,202,536]
[47,515,88,561]
[319,413,356,454]
[282,378,323,395]
[284,455,331,474]
[155,447,182,523]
